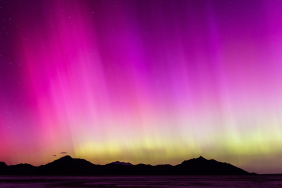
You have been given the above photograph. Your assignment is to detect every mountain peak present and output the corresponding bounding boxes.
[181,156,207,165]
[197,156,206,160]
[48,155,74,165]
[60,155,73,160]
[109,161,133,166]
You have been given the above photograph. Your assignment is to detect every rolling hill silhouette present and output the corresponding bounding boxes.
[0,156,256,175]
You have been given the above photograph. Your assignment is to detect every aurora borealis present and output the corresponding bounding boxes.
[0,0,282,174]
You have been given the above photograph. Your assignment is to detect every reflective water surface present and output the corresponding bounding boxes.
[0,175,282,187]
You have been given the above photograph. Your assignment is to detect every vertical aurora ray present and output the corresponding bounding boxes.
[0,0,282,173]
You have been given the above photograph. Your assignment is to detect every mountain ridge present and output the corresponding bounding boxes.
[0,155,257,175]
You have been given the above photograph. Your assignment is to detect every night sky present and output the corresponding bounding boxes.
[0,0,282,174]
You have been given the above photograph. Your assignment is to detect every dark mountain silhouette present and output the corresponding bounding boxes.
[37,155,96,175]
[0,155,256,175]
[174,156,250,175]
[0,162,8,175]
[107,161,133,166]
[7,163,36,175]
